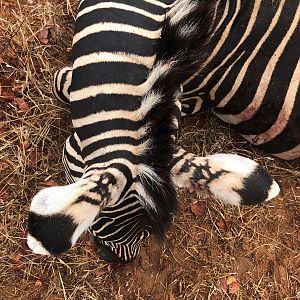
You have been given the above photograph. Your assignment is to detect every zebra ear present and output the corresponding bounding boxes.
[27,172,124,255]
[171,151,280,205]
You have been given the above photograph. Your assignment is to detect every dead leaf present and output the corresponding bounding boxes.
[38,27,49,44]
[42,179,59,187]
[0,122,7,134]
[228,282,240,294]
[219,277,227,291]
[14,97,29,110]
[191,202,206,216]
[1,88,14,98]
[173,269,183,278]
[0,57,4,64]
[46,293,61,300]
[34,279,43,287]
[226,275,237,285]
[10,263,22,272]
[93,268,108,277]
[28,150,43,164]
[0,160,9,171]
[85,239,96,253]
[216,220,228,231]
[11,252,22,262]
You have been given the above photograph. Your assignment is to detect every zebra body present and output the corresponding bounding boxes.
[181,0,300,160]
[27,0,280,263]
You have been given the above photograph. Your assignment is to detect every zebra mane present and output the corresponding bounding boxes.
[136,0,218,242]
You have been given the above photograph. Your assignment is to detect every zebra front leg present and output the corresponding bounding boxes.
[170,148,280,205]
[52,66,72,104]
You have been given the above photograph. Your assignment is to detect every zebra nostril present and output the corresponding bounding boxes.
[92,237,131,264]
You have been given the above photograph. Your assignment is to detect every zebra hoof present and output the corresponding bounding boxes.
[92,237,130,264]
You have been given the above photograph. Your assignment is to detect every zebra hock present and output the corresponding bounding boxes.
[27,0,279,262]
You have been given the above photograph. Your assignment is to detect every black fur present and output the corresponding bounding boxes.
[139,0,218,242]
[28,212,76,254]
[238,166,273,205]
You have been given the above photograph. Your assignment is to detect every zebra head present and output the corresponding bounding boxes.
[27,169,127,255]
[89,193,152,263]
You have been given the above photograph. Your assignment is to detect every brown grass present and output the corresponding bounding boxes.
[0,1,300,299]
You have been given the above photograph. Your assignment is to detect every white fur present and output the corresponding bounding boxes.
[267,180,280,201]
[168,0,197,26]
[30,180,89,216]
[27,234,50,255]
[207,153,257,176]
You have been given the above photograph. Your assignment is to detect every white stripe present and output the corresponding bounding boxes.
[212,0,229,34]
[217,0,286,108]
[216,0,297,124]
[183,0,240,88]
[143,0,173,9]
[210,51,245,100]
[244,58,300,145]
[73,22,161,45]
[73,52,156,70]
[77,2,166,21]
[168,0,197,25]
[84,141,151,163]
[81,128,147,148]
[181,96,204,115]
[62,70,72,100]
[72,89,162,128]
[65,139,83,163]
[275,144,300,160]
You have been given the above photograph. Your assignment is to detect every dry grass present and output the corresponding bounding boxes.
[0,1,300,299]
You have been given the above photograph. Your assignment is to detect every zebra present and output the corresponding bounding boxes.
[27,0,280,263]
[180,0,300,161]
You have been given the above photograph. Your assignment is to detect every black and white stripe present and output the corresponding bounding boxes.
[181,0,300,160]
[27,0,280,263]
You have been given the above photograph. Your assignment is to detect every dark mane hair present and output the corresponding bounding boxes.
[139,0,218,242]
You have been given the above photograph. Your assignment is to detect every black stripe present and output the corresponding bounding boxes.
[75,195,100,206]
[214,1,299,115]
[230,23,300,134]
[76,7,162,33]
[70,94,141,119]
[71,62,149,90]
[68,134,83,158]
[83,136,144,157]
[72,31,157,61]
[255,97,300,154]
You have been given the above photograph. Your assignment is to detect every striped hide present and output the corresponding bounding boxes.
[27,0,280,263]
[181,0,300,160]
